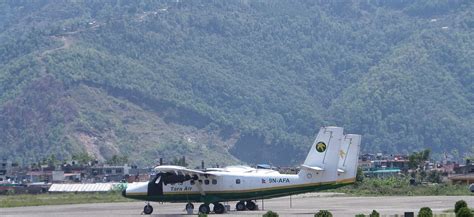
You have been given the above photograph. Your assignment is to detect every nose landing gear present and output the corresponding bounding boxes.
[143,203,153,215]
[185,202,194,210]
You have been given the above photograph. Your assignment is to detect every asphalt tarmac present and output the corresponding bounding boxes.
[1,193,472,217]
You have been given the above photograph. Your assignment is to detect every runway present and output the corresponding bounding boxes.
[1,193,472,217]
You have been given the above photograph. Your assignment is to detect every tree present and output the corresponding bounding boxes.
[369,210,380,217]
[455,200,468,214]
[263,210,279,217]
[106,155,128,165]
[315,210,333,217]
[456,207,473,217]
[418,207,433,217]
[356,167,364,183]
[409,149,430,170]
[170,156,188,167]
[72,152,94,165]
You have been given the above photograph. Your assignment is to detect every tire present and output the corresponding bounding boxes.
[245,201,256,211]
[143,205,153,215]
[199,204,210,214]
[186,203,194,210]
[213,203,225,214]
[236,201,246,211]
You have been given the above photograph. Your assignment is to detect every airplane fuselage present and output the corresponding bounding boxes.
[123,169,354,204]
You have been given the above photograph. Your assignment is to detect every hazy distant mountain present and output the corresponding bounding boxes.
[0,0,472,166]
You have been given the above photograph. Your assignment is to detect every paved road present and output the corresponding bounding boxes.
[1,193,472,217]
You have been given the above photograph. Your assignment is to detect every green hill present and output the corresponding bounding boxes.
[0,0,472,167]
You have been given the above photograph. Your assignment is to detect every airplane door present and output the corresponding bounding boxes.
[148,174,163,196]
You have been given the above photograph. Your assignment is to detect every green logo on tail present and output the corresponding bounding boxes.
[315,142,327,153]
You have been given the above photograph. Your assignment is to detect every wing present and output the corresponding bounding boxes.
[154,165,219,176]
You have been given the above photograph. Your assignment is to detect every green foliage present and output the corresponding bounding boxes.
[0,1,473,165]
[0,192,130,208]
[331,177,470,196]
[418,207,433,217]
[355,214,366,217]
[456,207,473,217]
[315,210,333,217]
[263,210,279,217]
[106,155,128,165]
[409,149,431,169]
[455,200,468,214]
[72,152,95,165]
[356,167,364,183]
[369,210,380,217]
[198,213,208,217]
[169,156,188,167]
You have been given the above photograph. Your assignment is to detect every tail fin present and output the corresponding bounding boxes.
[300,126,344,182]
[337,134,361,183]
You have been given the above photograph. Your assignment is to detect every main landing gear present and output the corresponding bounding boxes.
[236,200,257,211]
[198,204,210,214]
[191,202,225,214]
[213,203,225,214]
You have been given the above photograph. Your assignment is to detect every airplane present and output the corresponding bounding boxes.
[122,126,361,215]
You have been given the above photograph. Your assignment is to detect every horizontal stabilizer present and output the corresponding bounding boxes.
[301,164,324,171]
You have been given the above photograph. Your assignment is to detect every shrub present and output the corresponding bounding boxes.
[263,210,279,217]
[314,210,333,217]
[369,210,380,217]
[456,207,473,217]
[198,213,208,217]
[418,207,433,217]
[455,200,468,213]
[355,214,366,217]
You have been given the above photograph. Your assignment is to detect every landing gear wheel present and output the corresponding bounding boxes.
[236,201,246,211]
[198,204,210,214]
[245,200,256,211]
[213,203,225,214]
[185,203,194,210]
[143,204,153,215]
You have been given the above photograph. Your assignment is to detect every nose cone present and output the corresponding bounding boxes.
[121,182,148,200]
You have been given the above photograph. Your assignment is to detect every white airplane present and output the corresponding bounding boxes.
[122,126,361,215]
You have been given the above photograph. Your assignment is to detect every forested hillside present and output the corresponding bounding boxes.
[0,0,472,166]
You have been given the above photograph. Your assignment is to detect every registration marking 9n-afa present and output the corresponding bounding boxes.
[122,126,361,215]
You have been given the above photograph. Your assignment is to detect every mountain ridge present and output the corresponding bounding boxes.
[0,0,472,166]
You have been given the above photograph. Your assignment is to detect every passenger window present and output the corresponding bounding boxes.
[204,180,210,185]
[190,180,195,185]
[236,179,241,184]
[198,180,203,184]
[212,179,217,185]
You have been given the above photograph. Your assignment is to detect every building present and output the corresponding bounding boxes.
[0,159,19,182]
[449,159,474,184]
[87,164,131,182]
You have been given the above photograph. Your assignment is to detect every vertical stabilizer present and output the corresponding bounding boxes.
[300,126,344,182]
[337,134,361,183]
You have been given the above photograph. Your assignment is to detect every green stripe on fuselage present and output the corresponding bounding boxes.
[125,181,353,204]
